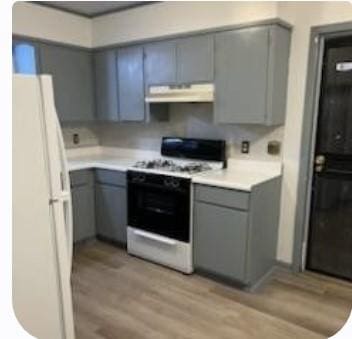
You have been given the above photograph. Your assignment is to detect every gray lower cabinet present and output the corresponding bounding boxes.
[95,170,127,245]
[94,49,119,121]
[214,24,290,125]
[176,34,214,84]
[193,179,281,286]
[70,170,95,243]
[194,202,248,281]
[117,45,145,121]
[39,43,95,122]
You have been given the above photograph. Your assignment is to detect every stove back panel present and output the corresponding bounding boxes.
[161,137,226,163]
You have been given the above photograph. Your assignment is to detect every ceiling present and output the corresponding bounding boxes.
[37,1,155,18]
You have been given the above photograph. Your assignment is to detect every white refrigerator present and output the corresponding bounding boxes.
[13,75,75,339]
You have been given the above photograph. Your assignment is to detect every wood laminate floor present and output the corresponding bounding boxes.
[72,241,352,339]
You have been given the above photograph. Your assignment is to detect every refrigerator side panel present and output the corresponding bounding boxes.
[13,75,65,339]
[39,75,73,266]
[38,75,75,338]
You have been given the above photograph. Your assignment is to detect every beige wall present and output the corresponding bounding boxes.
[12,2,92,47]
[12,1,352,263]
[92,1,278,46]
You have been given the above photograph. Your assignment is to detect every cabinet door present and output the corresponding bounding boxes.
[177,35,214,84]
[94,49,119,121]
[144,41,177,86]
[214,27,269,124]
[39,43,95,122]
[117,46,145,121]
[96,184,127,245]
[71,186,95,243]
[194,202,248,282]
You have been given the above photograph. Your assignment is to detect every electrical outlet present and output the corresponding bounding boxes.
[267,140,281,155]
[241,141,250,154]
[73,133,80,145]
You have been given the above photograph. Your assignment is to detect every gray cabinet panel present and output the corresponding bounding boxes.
[266,25,291,125]
[95,169,126,187]
[71,185,95,243]
[195,185,249,210]
[96,184,127,245]
[94,49,119,121]
[70,169,94,187]
[177,35,214,84]
[117,46,145,121]
[194,202,248,282]
[39,43,95,122]
[144,41,177,86]
[214,26,269,124]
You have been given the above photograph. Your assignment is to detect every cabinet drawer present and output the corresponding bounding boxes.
[195,184,249,210]
[70,169,94,187]
[95,169,126,187]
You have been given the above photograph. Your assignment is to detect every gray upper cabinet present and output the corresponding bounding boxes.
[39,43,95,122]
[94,49,119,122]
[117,45,145,121]
[176,34,214,84]
[144,41,177,86]
[214,25,290,125]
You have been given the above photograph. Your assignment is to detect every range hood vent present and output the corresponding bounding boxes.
[145,84,214,103]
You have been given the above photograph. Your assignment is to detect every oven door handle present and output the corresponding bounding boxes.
[133,229,177,245]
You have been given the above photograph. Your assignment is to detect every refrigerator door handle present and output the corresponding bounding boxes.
[56,120,73,268]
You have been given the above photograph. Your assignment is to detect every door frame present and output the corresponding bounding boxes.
[293,21,352,272]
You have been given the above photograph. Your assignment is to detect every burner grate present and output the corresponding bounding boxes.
[133,159,212,174]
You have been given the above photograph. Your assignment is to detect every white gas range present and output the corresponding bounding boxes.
[126,137,226,273]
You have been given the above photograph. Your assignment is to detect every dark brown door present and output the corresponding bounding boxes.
[307,36,352,281]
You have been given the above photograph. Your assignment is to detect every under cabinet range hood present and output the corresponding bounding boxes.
[145,84,214,103]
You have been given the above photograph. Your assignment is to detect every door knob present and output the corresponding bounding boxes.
[314,155,326,172]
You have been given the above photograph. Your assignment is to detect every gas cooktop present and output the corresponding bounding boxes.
[132,159,212,174]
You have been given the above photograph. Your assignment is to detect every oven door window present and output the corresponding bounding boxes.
[128,183,190,242]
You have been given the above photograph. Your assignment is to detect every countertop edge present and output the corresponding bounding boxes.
[68,162,281,192]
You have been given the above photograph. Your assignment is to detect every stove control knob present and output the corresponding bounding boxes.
[138,174,146,182]
[171,178,180,188]
[163,177,171,186]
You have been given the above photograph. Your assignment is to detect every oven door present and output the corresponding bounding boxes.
[128,175,190,243]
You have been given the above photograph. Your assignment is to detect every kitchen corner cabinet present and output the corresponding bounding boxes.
[70,170,96,243]
[95,169,127,245]
[39,43,95,122]
[193,178,281,287]
[94,49,119,122]
[214,25,290,126]
[117,46,145,122]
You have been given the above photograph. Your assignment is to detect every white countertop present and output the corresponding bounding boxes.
[192,166,280,191]
[66,147,282,191]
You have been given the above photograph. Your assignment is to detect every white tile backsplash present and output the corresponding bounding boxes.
[96,103,283,161]
[63,104,283,161]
